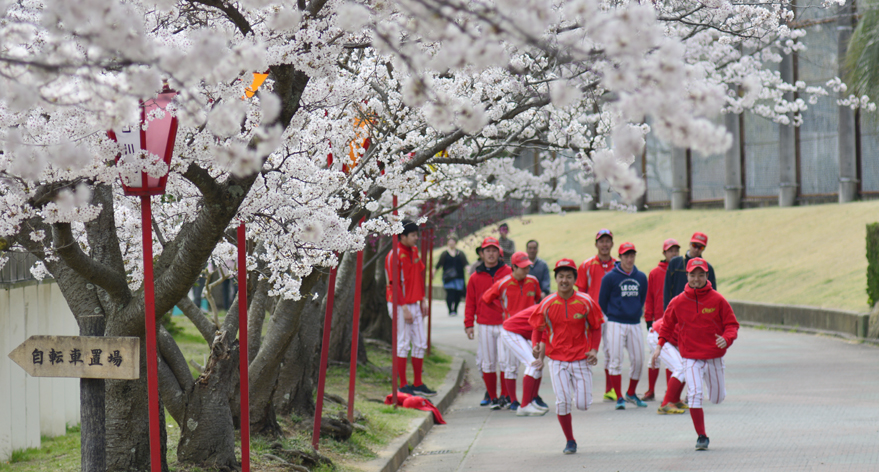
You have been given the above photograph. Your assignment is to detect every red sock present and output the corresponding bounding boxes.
[534,376,543,399]
[412,357,423,386]
[690,408,706,436]
[662,377,682,407]
[611,375,622,399]
[626,378,639,397]
[521,375,535,406]
[557,414,574,442]
[500,373,509,397]
[647,368,659,393]
[605,369,612,393]
[504,378,518,403]
[665,369,672,383]
[396,357,408,387]
[672,379,686,404]
[482,372,498,400]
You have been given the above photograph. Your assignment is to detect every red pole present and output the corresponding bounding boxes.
[141,196,161,472]
[312,263,338,450]
[238,223,250,471]
[427,227,434,357]
[347,218,365,422]
[391,196,400,407]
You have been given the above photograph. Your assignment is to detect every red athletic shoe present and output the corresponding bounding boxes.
[642,391,655,401]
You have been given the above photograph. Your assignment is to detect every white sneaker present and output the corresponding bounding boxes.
[516,402,547,417]
[532,402,549,412]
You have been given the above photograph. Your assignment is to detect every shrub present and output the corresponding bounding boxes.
[867,223,879,307]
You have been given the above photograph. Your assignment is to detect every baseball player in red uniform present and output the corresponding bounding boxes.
[530,259,604,455]
[385,220,435,397]
[465,237,513,410]
[647,315,686,415]
[500,305,549,416]
[483,251,543,410]
[642,238,680,401]
[576,228,617,400]
[653,257,740,451]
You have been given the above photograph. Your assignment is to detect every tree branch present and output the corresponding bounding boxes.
[177,295,219,344]
[52,222,130,301]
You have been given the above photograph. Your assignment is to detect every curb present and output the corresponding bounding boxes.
[357,355,466,472]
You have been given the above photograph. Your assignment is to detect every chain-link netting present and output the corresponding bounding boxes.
[644,128,673,204]
[860,112,879,193]
[691,115,726,201]
[743,113,780,197]
[0,251,43,285]
[799,17,840,195]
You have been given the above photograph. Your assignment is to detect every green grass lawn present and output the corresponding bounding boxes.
[437,200,879,312]
[2,314,452,472]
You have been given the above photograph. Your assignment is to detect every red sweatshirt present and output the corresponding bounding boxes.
[650,315,679,347]
[645,261,669,322]
[482,274,542,320]
[464,262,512,327]
[385,243,425,304]
[529,292,604,362]
[576,255,616,300]
[503,305,541,339]
[658,282,739,360]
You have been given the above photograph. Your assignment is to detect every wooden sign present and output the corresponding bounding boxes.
[8,335,140,380]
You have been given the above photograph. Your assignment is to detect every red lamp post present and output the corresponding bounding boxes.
[108,88,179,472]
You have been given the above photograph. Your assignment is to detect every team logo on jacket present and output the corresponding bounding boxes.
[551,300,563,307]
[620,281,640,297]
[702,308,716,314]
[573,313,585,319]
[527,292,535,297]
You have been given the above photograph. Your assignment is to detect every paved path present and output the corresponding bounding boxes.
[403,303,879,471]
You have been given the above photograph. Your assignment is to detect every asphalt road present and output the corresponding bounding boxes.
[400,302,879,471]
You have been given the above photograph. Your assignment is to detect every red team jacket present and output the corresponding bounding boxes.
[385,243,425,304]
[658,282,740,360]
[644,261,669,322]
[576,255,616,300]
[651,315,679,347]
[502,305,546,342]
[482,274,542,320]
[465,263,513,327]
[529,292,604,362]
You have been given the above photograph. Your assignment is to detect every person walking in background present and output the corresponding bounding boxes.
[385,220,436,397]
[654,258,739,451]
[526,240,551,298]
[642,238,680,401]
[468,246,482,276]
[498,223,516,258]
[465,237,513,409]
[664,232,717,310]
[598,242,649,410]
[436,236,468,317]
[576,228,617,400]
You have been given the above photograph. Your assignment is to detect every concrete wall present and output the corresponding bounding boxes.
[0,281,80,461]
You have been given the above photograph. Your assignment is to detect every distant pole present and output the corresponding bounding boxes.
[312,263,338,449]
[426,227,434,356]
[347,217,365,422]
[237,222,250,471]
[391,196,400,407]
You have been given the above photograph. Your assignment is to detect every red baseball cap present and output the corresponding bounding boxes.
[554,258,577,272]
[511,251,532,268]
[595,228,613,241]
[481,237,501,250]
[618,242,636,255]
[686,257,709,272]
[662,238,680,251]
[690,232,708,247]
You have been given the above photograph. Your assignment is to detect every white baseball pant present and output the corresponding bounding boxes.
[546,358,593,415]
[500,330,542,379]
[606,321,644,379]
[387,302,427,358]
[477,323,503,373]
[684,357,726,408]
[647,329,685,381]
[602,316,610,370]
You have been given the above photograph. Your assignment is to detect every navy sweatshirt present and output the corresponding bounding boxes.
[598,262,648,325]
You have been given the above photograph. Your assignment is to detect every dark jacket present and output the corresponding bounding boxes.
[529,258,551,295]
[436,250,468,282]
[598,262,648,325]
[663,253,717,310]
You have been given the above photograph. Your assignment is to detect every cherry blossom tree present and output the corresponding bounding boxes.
[0,0,865,469]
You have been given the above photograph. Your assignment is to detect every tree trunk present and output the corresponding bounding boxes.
[328,252,369,364]
[176,330,239,470]
[80,315,106,472]
[360,241,392,342]
[273,283,324,419]
[248,271,324,435]
[105,337,169,472]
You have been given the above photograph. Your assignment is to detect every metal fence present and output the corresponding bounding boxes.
[0,251,43,285]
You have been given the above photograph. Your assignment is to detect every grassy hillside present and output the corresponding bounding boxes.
[437,200,879,312]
